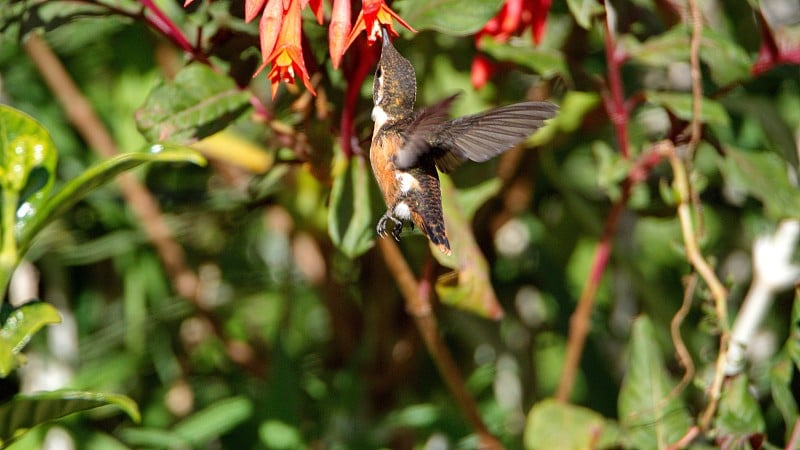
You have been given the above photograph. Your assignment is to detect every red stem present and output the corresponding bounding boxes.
[601,10,630,159]
[340,41,379,157]
[140,0,210,64]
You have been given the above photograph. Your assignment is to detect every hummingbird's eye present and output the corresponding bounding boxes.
[376,67,383,78]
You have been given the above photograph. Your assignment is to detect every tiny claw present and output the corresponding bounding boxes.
[377,213,403,241]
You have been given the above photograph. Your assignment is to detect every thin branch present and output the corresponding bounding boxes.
[687,0,703,153]
[668,274,697,400]
[661,141,729,429]
[377,239,502,449]
[23,34,264,377]
[667,425,700,450]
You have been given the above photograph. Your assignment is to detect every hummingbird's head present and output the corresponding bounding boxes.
[372,27,416,127]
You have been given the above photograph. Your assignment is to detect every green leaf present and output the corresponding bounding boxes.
[395,0,504,35]
[135,64,251,144]
[700,29,751,86]
[715,374,765,443]
[566,0,603,29]
[17,145,206,256]
[434,175,503,319]
[0,105,58,225]
[524,399,620,450]
[770,352,798,434]
[789,292,800,369]
[478,37,572,82]
[259,420,304,449]
[172,397,253,446]
[0,390,140,447]
[718,147,800,219]
[328,152,375,259]
[645,91,731,127]
[625,26,689,67]
[118,427,190,449]
[618,316,693,450]
[0,302,61,377]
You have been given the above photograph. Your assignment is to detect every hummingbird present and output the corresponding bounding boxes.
[369,27,558,255]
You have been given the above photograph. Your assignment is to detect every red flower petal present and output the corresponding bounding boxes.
[245,0,268,23]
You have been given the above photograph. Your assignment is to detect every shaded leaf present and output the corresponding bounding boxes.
[434,175,503,319]
[0,105,57,230]
[118,427,190,449]
[618,316,693,450]
[566,0,602,29]
[624,26,689,67]
[17,145,206,256]
[479,37,571,82]
[715,374,765,445]
[789,292,800,369]
[0,390,140,447]
[645,91,730,127]
[718,147,800,219]
[173,396,253,446]
[770,352,798,434]
[395,0,504,35]
[135,64,251,144]
[328,152,375,258]
[524,398,620,450]
[259,420,304,448]
[0,301,61,377]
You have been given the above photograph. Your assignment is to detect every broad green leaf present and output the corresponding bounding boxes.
[0,390,140,447]
[172,397,253,446]
[0,105,58,227]
[328,152,375,258]
[434,175,503,319]
[479,37,571,82]
[554,91,601,134]
[645,91,731,127]
[0,302,61,377]
[618,316,693,450]
[17,145,206,256]
[566,0,602,29]
[395,0,504,35]
[715,374,765,443]
[135,64,251,144]
[718,147,800,219]
[524,399,620,450]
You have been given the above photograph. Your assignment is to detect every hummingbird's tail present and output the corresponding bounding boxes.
[425,221,451,256]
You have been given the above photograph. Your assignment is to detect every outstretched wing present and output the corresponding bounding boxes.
[392,94,460,170]
[394,100,559,173]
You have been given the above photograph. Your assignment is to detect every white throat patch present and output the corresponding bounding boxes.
[372,105,388,131]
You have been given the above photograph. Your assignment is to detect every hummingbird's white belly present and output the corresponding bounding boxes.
[393,201,412,220]
[371,105,388,132]
[396,171,420,193]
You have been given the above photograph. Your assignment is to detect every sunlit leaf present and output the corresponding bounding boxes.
[715,374,765,444]
[0,105,57,232]
[624,26,689,66]
[700,29,751,86]
[719,147,800,219]
[395,0,504,35]
[645,91,730,127]
[259,420,304,448]
[434,175,503,319]
[0,301,61,377]
[0,390,140,447]
[618,316,693,449]
[328,152,375,258]
[17,145,206,256]
[524,399,620,450]
[135,64,251,144]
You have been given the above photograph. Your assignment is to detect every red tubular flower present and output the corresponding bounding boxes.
[343,0,416,51]
[262,0,316,98]
[255,0,284,73]
[329,0,352,69]
[471,0,552,88]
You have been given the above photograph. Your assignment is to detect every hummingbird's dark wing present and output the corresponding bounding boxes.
[394,100,559,173]
[392,94,460,170]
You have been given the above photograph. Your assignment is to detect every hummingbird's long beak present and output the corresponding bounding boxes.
[381,27,392,49]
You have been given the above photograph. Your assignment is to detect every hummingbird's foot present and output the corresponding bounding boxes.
[377,213,403,241]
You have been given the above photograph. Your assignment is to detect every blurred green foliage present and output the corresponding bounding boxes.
[1,0,800,449]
